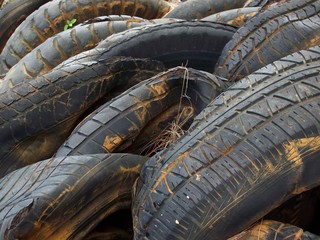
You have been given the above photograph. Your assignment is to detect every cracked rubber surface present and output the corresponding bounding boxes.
[0,0,172,74]
[0,56,165,178]
[2,18,180,91]
[163,0,250,20]
[0,153,149,239]
[202,7,261,27]
[0,0,49,52]
[132,46,320,240]
[60,21,237,72]
[55,67,226,156]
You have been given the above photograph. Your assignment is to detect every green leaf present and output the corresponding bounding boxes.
[64,24,68,31]
[70,18,77,24]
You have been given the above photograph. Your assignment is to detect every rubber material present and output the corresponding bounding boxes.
[0,56,165,178]
[0,0,49,52]
[2,18,180,91]
[125,102,196,155]
[132,46,320,239]
[215,0,320,81]
[230,220,320,240]
[79,15,145,25]
[163,0,250,20]
[202,7,261,27]
[0,153,149,239]
[0,0,172,74]
[266,187,319,230]
[85,228,131,240]
[55,67,225,156]
[62,21,237,72]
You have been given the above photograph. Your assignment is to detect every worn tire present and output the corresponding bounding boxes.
[55,67,225,156]
[0,153,149,239]
[163,0,249,20]
[125,102,196,156]
[0,56,164,178]
[0,0,49,52]
[214,0,320,81]
[0,0,172,74]
[2,18,180,90]
[132,46,320,240]
[202,7,261,27]
[230,220,320,240]
[61,21,237,72]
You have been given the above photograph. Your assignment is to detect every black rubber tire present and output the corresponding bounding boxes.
[54,67,225,157]
[230,220,320,240]
[0,0,172,74]
[0,0,49,53]
[0,56,165,178]
[85,228,131,240]
[125,101,196,156]
[61,21,237,72]
[132,46,320,240]
[214,0,320,82]
[163,0,249,20]
[265,187,319,230]
[202,7,261,27]
[79,15,145,25]
[1,18,180,91]
[0,153,149,239]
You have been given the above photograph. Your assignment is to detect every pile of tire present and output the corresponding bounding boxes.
[0,0,319,239]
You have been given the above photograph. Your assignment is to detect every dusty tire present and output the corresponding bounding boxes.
[0,57,164,178]
[55,67,225,156]
[0,153,149,239]
[0,0,49,52]
[0,0,172,74]
[132,46,320,240]
[163,0,249,20]
[1,18,180,90]
[214,0,320,81]
[62,21,237,72]
[202,7,261,27]
[230,220,320,240]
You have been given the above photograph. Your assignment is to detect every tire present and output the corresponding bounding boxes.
[124,101,196,155]
[265,187,319,230]
[79,15,145,25]
[230,220,320,240]
[162,0,249,20]
[1,18,180,91]
[202,7,261,27]
[0,153,149,239]
[0,0,172,74]
[85,228,131,240]
[0,0,49,53]
[214,0,320,81]
[61,21,237,72]
[0,56,165,178]
[54,67,225,157]
[132,46,320,240]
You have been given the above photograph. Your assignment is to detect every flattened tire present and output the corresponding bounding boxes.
[0,153,148,239]
[132,46,320,239]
